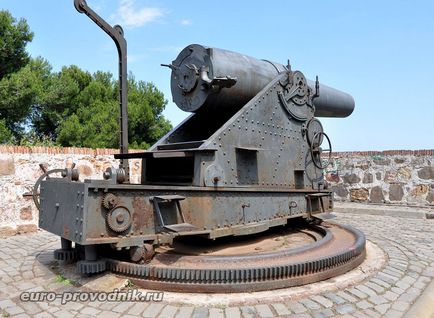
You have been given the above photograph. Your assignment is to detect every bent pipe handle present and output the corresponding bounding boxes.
[74,0,129,177]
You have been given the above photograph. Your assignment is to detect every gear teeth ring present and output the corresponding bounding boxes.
[106,206,131,233]
[76,259,107,274]
[102,193,119,210]
[54,249,77,262]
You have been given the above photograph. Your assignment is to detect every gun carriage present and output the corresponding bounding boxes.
[33,0,365,292]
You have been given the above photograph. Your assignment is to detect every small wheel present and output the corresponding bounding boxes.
[74,0,87,13]
[310,132,332,169]
[129,243,155,263]
[33,168,65,210]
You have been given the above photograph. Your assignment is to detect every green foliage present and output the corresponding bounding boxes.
[0,57,51,135]
[55,274,74,286]
[0,119,13,144]
[57,99,119,148]
[127,76,171,149]
[0,11,172,149]
[55,72,172,149]
[32,65,92,138]
[0,10,34,79]
[17,130,57,147]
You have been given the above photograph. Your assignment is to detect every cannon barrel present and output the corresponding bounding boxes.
[169,44,354,117]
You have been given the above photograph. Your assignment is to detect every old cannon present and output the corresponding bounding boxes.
[33,0,365,292]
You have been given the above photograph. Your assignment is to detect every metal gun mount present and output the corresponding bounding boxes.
[33,1,363,288]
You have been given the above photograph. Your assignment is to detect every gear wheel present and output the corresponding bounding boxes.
[129,244,155,263]
[76,259,106,274]
[54,249,77,262]
[107,206,131,232]
[102,193,119,209]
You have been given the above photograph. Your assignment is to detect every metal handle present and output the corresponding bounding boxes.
[74,0,129,180]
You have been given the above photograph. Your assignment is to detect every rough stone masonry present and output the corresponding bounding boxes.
[326,150,434,206]
[0,146,433,236]
[0,146,142,237]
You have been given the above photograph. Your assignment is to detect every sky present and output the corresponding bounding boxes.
[1,0,433,151]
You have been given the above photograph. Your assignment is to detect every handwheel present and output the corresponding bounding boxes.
[32,167,65,210]
[310,132,332,169]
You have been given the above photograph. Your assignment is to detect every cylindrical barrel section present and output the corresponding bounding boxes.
[307,80,355,117]
[169,44,354,117]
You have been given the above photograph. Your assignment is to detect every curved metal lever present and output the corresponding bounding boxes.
[74,0,129,179]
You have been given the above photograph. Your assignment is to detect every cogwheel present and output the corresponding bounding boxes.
[76,259,106,274]
[102,193,119,209]
[53,249,77,262]
[129,243,155,263]
[107,206,131,232]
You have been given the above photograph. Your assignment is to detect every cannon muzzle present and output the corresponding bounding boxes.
[167,44,354,117]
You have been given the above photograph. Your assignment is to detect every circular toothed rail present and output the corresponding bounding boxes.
[105,221,366,293]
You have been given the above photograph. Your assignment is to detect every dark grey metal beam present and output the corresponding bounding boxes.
[74,0,129,179]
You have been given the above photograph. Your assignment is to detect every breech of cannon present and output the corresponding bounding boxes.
[168,44,355,117]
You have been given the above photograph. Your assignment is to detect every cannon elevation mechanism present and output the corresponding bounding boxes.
[33,0,365,292]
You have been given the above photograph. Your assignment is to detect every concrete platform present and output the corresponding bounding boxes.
[0,208,433,317]
[334,202,434,219]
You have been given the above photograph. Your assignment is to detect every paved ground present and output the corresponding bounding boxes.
[0,211,433,318]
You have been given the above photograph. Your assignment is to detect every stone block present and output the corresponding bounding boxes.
[332,185,348,198]
[410,184,429,197]
[384,170,397,183]
[373,158,391,165]
[389,184,404,201]
[370,186,384,203]
[394,157,406,164]
[350,188,369,201]
[17,224,37,234]
[363,173,373,183]
[342,173,361,184]
[427,191,434,204]
[397,167,412,179]
[355,162,370,170]
[418,166,434,180]
[325,172,340,183]
[0,226,17,237]
[0,158,15,175]
[77,164,93,176]
[20,206,33,221]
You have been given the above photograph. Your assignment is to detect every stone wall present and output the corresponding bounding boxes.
[325,150,434,206]
[0,146,433,236]
[0,146,142,237]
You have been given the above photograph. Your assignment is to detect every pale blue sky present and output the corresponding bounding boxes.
[1,0,433,151]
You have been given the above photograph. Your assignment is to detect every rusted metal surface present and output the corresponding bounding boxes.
[166,44,355,117]
[105,220,366,292]
[35,0,360,279]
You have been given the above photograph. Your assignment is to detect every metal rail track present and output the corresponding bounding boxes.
[105,221,366,293]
